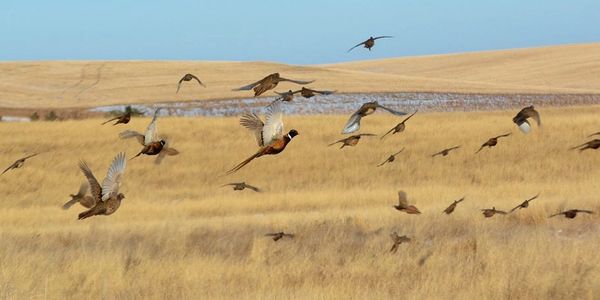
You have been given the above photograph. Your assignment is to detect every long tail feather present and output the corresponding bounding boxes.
[226,152,261,175]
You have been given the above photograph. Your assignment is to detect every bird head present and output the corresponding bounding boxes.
[287,129,299,139]
[159,140,166,146]
[117,193,125,200]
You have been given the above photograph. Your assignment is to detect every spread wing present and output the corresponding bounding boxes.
[188,74,205,87]
[232,78,264,91]
[373,36,394,40]
[312,89,336,95]
[101,152,126,201]
[144,109,160,145]
[262,100,284,145]
[348,40,366,52]
[76,182,89,197]
[176,76,185,93]
[78,161,102,202]
[155,140,179,165]
[397,191,408,207]
[119,130,145,145]
[376,104,407,116]
[342,112,362,134]
[526,109,541,126]
[240,113,265,147]
[278,77,315,85]
[517,120,531,134]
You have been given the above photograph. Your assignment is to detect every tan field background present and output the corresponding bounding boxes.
[2,43,600,108]
[1,106,599,299]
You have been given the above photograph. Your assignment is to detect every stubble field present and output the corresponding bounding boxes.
[0,105,599,299]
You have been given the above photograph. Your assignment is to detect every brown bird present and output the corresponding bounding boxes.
[476,133,511,153]
[329,133,376,149]
[571,139,600,151]
[443,197,465,214]
[228,101,298,174]
[389,232,411,253]
[431,146,460,157]
[513,105,541,133]
[176,73,205,93]
[1,153,38,176]
[265,232,294,241]
[481,207,507,218]
[119,109,179,163]
[62,182,96,210]
[77,152,127,220]
[233,73,315,97]
[342,101,407,134]
[101,111,131,125]
[377,148,405,167]
[348,36,393,52]
[275,87,336,101]
[509,194,539,213]
[221,182,261,192]
[393,191,421,214]
[549,209,594,219]
[380,110,418,139]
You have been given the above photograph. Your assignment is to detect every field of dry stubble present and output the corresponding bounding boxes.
[1,105,599,299]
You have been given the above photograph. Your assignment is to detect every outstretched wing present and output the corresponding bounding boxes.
[348,40,366,52]
[119,130,145,145]
[176,76,185,93]
[189,74,205,87]
[144,109,160,145]
[517,120,531,134]
[76,182,89,197]
[342,113,362,134]
[240,113,265,147]
[373,36,394,40]
[376,104,407,116]
[78,160,103,202]
[278,77,315,86]
[526,109,541,126]
[101,152,126,201]
[262,100,284,145]
[397,191,408,207]
[232,78,264,91]
[155,140,179,165]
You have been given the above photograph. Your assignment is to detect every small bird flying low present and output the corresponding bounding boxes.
[101,111,131,126]
[221,182,261,192]
[549,209,594,219]
[274,87,336,102]
[389,232,411,253]
[176,73,205,93]
[265,232,294,242]
[328,133,376,149]
[233,73,315,97]
[443,197,465,215]
[342,101,407,134]
[380,110,417,139]
[393,191,421,214]
[1,154,38,176]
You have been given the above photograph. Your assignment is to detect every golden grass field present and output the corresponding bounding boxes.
[2,43,600,109]
[1,105,600,299]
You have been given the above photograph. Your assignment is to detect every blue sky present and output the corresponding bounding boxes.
[1,0,599,64]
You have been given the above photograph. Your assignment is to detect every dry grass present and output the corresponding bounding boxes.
[2,43,600,109]
[1,106,600,299]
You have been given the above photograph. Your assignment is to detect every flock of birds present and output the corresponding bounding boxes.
[2,36,597,251]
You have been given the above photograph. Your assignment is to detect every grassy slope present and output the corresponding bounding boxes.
[0,107,599,298]
[1,43,600,109]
